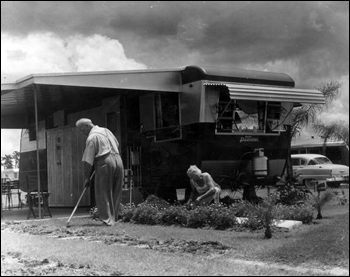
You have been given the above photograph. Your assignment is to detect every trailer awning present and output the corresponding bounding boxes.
[205,82,325,104]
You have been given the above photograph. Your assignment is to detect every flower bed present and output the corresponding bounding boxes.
[117,195,314,231]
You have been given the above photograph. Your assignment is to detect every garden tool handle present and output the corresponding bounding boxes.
[67,171,95,226]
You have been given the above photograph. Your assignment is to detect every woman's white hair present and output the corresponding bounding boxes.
[187,165,202,178]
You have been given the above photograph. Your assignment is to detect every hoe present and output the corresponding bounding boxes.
[66,171,95,227]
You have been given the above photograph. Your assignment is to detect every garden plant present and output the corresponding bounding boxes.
[114,189,316,238]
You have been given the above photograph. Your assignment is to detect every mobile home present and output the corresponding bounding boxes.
[1,65,325,206]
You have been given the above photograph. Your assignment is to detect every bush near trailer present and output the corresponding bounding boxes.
[94,185,345,235]
[115,194,315,233]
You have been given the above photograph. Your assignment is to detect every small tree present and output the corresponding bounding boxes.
[12,151,20,169]
[291,81,342,139]
[1,154,14,169]
[309,190,334,219]
[313,120,349,151]
[272,173,310,206]
[285,81,342,178]
[243,196,279,239]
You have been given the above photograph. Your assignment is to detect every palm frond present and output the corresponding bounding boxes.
[313,120,349,147]
[310,191,334,209]
[290,81,342,139]
[316,81,342,102]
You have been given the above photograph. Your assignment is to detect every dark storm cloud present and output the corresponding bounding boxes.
[1,1,349,83]
[177,2,349,82]
[1,1,112,36]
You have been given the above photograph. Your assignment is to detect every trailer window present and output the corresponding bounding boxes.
[216,100,265,133]
[154,93,181,142]
[216,92,288,134]
[28,124,37,141]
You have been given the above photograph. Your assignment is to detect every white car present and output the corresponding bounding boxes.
[291,154,349,188]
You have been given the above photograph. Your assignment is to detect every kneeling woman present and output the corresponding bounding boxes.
[186,165,221,205]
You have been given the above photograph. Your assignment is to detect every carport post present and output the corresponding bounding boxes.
[34,85,42,218]
[1,168,3,218]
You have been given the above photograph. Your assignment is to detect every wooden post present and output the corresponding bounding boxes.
[130,180,132,206]
[34,85,42,218]
[1,168,3,218]
[286,125,293,178]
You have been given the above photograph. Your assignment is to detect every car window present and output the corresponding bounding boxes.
[314,157,333,165]
[292,158,307,166]
[292,159,300,166]
[308,159,317,165]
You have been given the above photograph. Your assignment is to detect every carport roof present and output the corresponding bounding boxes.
[1,68,183,128]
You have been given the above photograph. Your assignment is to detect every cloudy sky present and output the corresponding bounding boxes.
[1,1,349,158]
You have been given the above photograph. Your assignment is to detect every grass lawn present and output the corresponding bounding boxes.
[1,188,349,276]
[251,212,349,268]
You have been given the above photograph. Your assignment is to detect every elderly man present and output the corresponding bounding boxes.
[186,165,221,205]
[76,118,124,226]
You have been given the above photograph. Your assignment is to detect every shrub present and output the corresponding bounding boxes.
[118,193,316,233]
[220,195,241,207]
[131,194,171,225]
[131,204,160,225]
[309,191,334,219]
[186,206,212,228]
[273,183,310,205]
[212,211,236,230]
[332,189,348,205]
[242,214,263,230]
[277,203,314,224]
[230,200,249,217]
[208,204,236,230]
[239,197,280,238]
[89,206,99,220]
[159,205,188,226]
[290,204,314,223]
[185,203,237,230]
[119,203,136,222]
[143,194,171,209]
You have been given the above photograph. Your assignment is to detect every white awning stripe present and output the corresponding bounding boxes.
[204,83,325,104]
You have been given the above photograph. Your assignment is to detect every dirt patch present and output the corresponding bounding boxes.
[1,251,123,276]
[102,236,230,255]
[2,221,230,257]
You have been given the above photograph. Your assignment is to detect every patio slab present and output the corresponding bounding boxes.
[236,217,303,230]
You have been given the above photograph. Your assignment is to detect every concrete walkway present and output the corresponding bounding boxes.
[235,217,303,230]
[1,190,91,222]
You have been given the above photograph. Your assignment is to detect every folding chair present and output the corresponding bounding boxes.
[25,175,52,219]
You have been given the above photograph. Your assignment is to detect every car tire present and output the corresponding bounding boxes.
[304,179,316,189]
